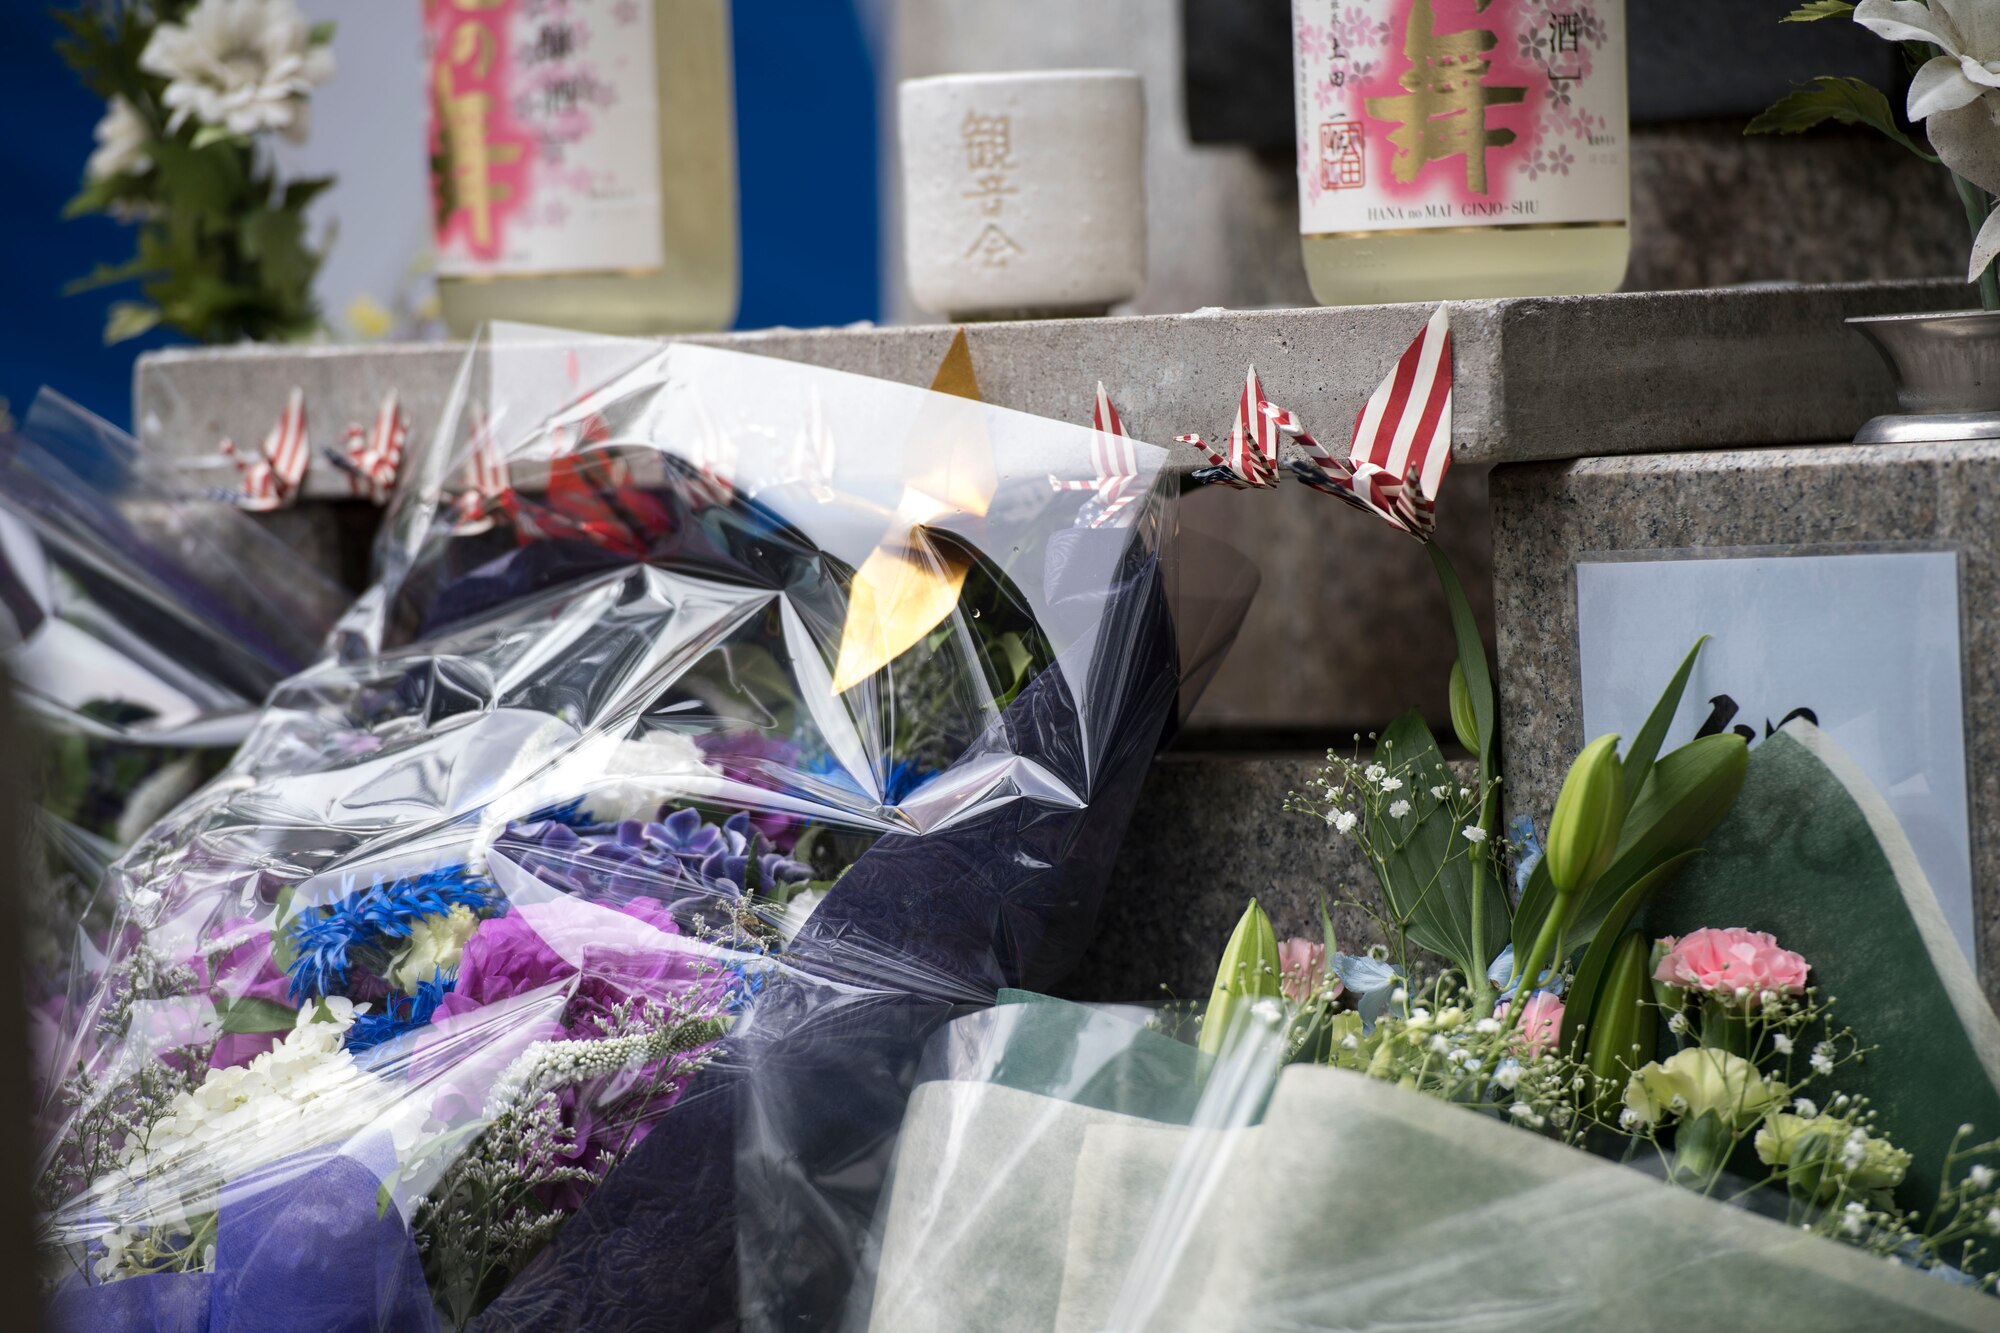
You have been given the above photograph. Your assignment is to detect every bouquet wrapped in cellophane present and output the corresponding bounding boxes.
[855,312,2000,1328]
[38,324,1251,1331]
[2,389,349,1104]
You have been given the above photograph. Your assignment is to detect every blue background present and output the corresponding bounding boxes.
[0,1,882,429]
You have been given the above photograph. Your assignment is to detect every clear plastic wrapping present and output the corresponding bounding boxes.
[6,389,352,1121]
[40,327,1250,1330]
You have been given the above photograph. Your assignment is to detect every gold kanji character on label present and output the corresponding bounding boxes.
[1364,0,1525,194]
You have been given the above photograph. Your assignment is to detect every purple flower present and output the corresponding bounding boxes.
[497,806,812,908]
[434,894,720,1026]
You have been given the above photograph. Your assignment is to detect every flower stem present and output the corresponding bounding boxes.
[1508,890,1572,1025]
[1952,172,2000,311]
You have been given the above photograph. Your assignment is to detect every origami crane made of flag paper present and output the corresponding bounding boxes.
[1047,383,1142,529]
[327,391,409,505]
[1283,303,1453,539]
[1174,367,1283,490]
[217,387,310,512]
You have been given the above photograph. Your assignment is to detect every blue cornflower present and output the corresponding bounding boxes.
[285,865,494,1003]
[346,976,454,1053]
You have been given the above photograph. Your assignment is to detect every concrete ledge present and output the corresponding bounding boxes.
[136,280,1967,498]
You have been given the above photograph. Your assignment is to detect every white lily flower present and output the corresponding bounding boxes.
[1856,0,2000,278]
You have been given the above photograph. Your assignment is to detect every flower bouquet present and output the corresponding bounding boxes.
[38,325,1247,1330]
[856,361,2000,1329]
[56,0,337,344]
[4,388,348,1067]
[859,684,2000,1330]
[1749,1,2000,303]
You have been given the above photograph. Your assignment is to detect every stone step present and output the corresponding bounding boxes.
[138,282,1959,499]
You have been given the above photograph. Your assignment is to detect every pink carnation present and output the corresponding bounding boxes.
[1506,990,1564,1058]
[1653,927,1809,1005]
[1278,938,1336,1005]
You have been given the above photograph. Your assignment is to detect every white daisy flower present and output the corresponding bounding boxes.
[140,0,336,142]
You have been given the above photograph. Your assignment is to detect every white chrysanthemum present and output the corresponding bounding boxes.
[87,95,152,181]
[585,730,720,823]
[139,0,334,142]
[89,999,402,1280]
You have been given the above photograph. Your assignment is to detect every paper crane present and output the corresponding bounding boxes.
[1175,367,1283,490]
[326,391,408,504]
[1282,303,1453,539]
[1049,383,1142,529]
[217,387,310,511]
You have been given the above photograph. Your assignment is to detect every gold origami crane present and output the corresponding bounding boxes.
[830,329,997,693]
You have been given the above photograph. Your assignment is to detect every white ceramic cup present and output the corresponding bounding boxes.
[899,69,1147,321]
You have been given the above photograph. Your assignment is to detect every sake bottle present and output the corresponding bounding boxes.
[1291,0,1629,305]
[427,0,738,336]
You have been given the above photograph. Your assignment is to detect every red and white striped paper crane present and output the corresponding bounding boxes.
[328,391,408,504]
[217,387,310,511]
[1175,367,1283,490]
[449,407,512,533]
[1280,303,1454,539]
[1048,383,1143,528]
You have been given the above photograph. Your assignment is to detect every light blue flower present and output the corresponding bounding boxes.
[1509,814,1542,902]
[1486,944,1566,1001]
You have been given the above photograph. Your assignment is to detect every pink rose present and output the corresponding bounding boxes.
[1278,937,1336,1005]
[1653,928,1809,1006]
[1507,991,1564,1059]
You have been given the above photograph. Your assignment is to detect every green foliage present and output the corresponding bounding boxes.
[1365,711,1509,985]
[213,995,299,1035]
[1580,930,1657,1115]
[1512,641,1747,963]
[1559,853,1699,1054]
[1747,76,1937,163]
[1514,734,1747,961]
[1782,1,1855,19]
[52,1,332,344]
[1447,660,1478,755]
[1619,635,1706,815]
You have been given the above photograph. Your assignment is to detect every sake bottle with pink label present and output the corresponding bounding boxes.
[1291,0,1630,305]
[427,0,738,336]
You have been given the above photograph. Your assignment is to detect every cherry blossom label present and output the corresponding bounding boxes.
[428,0,665,278]
[1291,0,1627,235]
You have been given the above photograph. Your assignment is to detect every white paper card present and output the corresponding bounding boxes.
[1576,550,1973,962]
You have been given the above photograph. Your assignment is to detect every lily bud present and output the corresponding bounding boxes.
[1201,898,1283,1059]
[1546,734,1625,896]
[1448,661,1479,754]
[1583,931,1654,1116]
